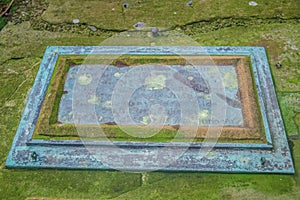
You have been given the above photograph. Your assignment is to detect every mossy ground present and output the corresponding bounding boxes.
[0,0,300,199]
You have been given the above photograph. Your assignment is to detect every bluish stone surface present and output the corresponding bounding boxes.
[5,46,294,173]
[58,64,243,126]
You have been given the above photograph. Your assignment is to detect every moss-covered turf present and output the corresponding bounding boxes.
[0,0,300,199]
[0,17,6,30]
[278,93,300,137]
[41,0,300,30]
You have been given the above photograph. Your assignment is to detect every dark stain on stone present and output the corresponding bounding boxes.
[115,60,129,68]
[104,122,117,125]
[173,72,209,93]
[69,62,78,67]
[216,92,241,109]
[171,124,180,130]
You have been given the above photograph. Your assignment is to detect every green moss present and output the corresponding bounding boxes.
[0,17,6,30]
[48,56,85,125]
[144,73,166,90]
[278,93,300,136]
[42,0,300,30]
[1,0,11,3]
[0,170,141,200]
[287,77,300,85]
[109,173,295,199]
[222,70,238,89]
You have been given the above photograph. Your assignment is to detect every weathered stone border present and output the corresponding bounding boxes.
[6,46,294,173]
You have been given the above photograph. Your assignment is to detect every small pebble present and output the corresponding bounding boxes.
[14,19,21,24]
[275,63,283,69]
[134,22,145,30]
[151,27,159,37]
[123,2,129,8]
[188,76,194,80]
[248,1,258,6]
[73,19,80,24]
[88,25,97,32]
[186,0,193,6]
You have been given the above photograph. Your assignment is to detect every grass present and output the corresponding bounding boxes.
[111,173,296,199]
[42,0,300,30]
[278,93,300,136]
[48,57,79,125]
[0,169,142,199]
[0,170,296,200]
[0,0,12,3]
[0,0,300,199]
[0,17,6,30]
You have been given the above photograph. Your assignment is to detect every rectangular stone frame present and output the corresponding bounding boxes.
[6,46,295,173]
[34,55,263,141]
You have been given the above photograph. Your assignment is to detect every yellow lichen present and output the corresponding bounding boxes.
[78,73,93,85]
[144,74,166,90]
[87,95,100,105]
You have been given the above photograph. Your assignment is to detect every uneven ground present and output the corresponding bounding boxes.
[0,0,300,199]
